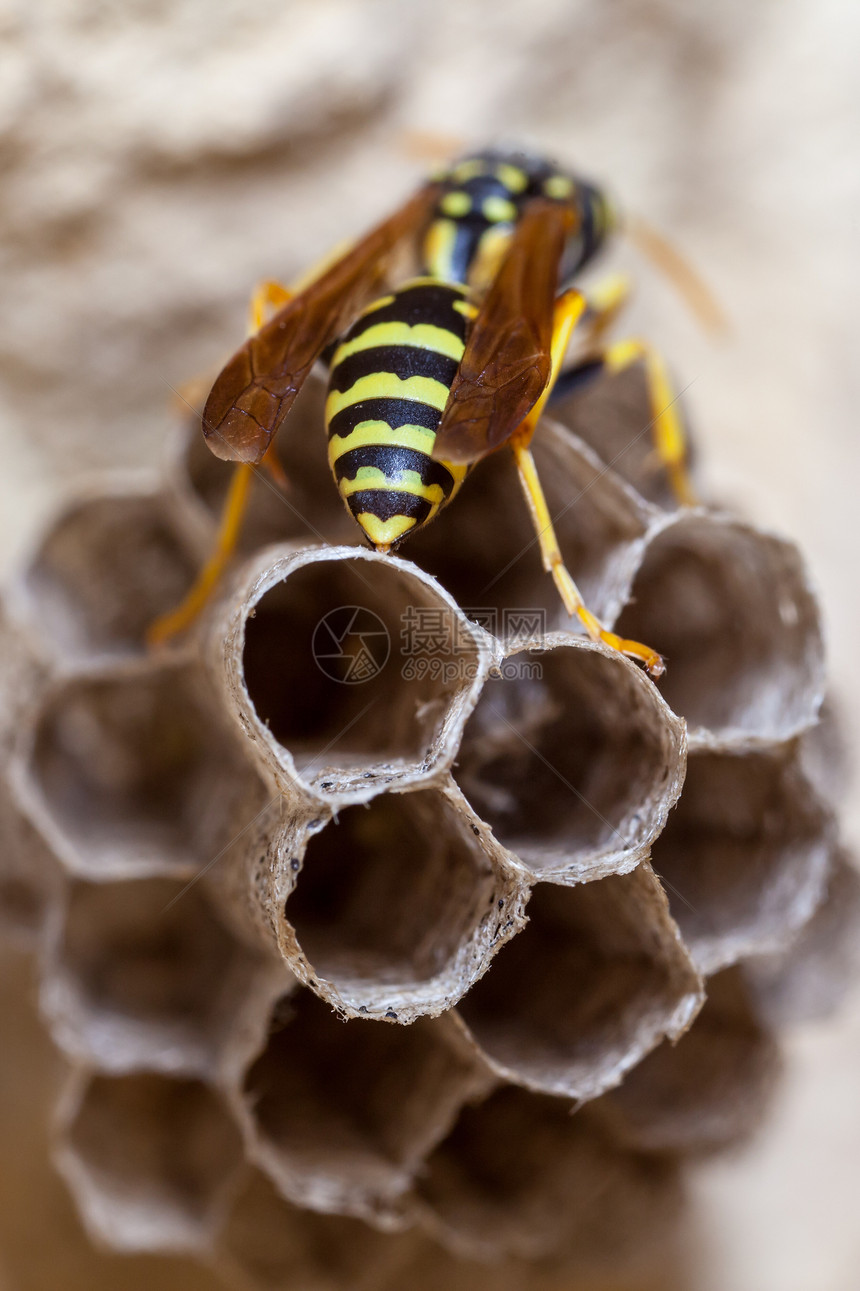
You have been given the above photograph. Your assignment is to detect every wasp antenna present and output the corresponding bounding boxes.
[397,129,466,165]
[626,213,730,337]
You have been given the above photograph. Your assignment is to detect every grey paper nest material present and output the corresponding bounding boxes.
[0,367,852,1289]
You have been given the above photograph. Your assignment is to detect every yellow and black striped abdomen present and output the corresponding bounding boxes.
[326,278,473,548]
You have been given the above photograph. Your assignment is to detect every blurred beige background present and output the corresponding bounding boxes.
[1,0,858,1287]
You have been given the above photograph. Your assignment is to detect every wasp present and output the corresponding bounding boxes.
[151,147,722,674]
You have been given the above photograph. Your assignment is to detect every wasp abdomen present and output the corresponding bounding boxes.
[326,279,473,547]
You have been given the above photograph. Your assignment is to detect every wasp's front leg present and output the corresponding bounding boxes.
[509,287,665,678]
[148,281,293,648]
[510,433,665,678]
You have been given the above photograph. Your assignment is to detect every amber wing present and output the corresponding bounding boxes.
[202,183,440,464]
[431,199,574,466]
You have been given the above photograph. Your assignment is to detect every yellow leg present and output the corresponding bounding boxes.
[147,462,253,647]
[260,441,290,491]
[604,338,697,506]
[511,285,665,678]
[148,282,294,648]
[519,288,589,436]
[248,279,293,332]
[552,274,697,507]
[510,437,664,677]
[581,272,632,346]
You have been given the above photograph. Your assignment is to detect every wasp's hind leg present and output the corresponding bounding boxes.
[605,338,696,507]
[510,286,665,679]
[552,275,698,507]
[147,281,293,648]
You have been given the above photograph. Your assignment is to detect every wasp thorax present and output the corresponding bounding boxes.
[423,148,613,289]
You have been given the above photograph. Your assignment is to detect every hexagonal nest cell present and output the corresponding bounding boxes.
[20,484,201,662]
[22,662,266,879]
[56,1071,244,1253]
[613,512,824,744]
[650,748,832,972]
[416,1084,681,1263]
[229,546,488,797]
[240,990,489,1223]
[549,362,688,510]
[455,866,702,1101]
[217,1168,414,1291]
[280,787,526,1019]
[41,876,278,1076]
[454,638,685,881]
[600,966,781,1154]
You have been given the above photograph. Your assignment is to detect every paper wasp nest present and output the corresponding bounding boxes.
[0,368,852,1290]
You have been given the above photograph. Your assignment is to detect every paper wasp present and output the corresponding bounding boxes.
[151,147,723,674]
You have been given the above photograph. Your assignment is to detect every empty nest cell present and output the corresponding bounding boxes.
[454,638,685,882]
[416,1085,680,1264]
[56,1071,243,1253]
[20,484,200,661]
[614,511,824,744]
[171,375,357,554]
[241,989,490,1224]
[747,849,860,1026]
[601,967,780,1154]
[405,415,651,637]
[280,786,526,1020]
[456,864,702,1101]
[218,1168,414,1291]
[22,662,264,879]
[650,748,832,973]
[41,876,279,1077]
[233,546,487,798]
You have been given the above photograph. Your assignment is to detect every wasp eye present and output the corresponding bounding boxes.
[543,174,574,200]
[440,190,472,218]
